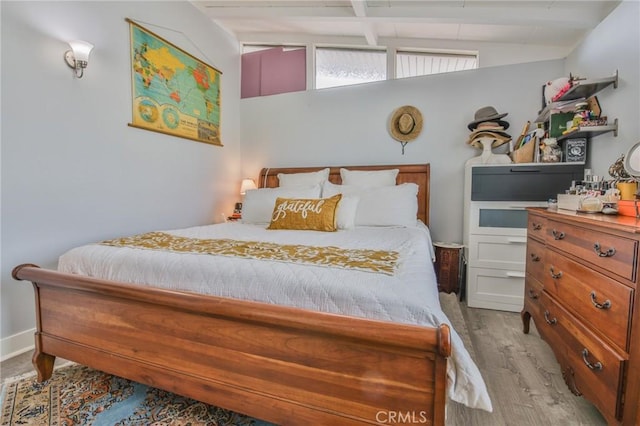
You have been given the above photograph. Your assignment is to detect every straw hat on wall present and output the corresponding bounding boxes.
[390,106,423,142]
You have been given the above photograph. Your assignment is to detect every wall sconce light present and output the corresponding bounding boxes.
[64,40,94,78]
[240,178,257,195]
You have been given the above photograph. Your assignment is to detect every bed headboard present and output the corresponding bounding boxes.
[258,164,430,226]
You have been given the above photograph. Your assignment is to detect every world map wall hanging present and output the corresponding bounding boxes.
[127,18,223,146]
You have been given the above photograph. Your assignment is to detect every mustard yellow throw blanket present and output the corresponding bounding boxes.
[101,232,399,275]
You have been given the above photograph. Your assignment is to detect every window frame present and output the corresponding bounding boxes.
[241,43,478,93]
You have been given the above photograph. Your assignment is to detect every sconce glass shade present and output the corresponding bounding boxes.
[65,40,94,78]
[68,40,94,62]
[240,178,257,195]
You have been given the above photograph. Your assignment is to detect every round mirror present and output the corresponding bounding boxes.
[624,141,640,178]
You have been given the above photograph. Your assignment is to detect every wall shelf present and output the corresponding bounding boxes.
[557,70,618,101]
[557,118,618,141]
[536,70,618,123]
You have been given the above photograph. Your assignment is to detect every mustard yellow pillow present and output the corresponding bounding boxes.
[268,194,342,231]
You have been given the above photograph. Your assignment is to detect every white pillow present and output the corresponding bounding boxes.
[335,195,359,230]
[242,186,321,224]
[339,168,399,187]
[323,182,418,227]
[277,168,330,188]
[322,181,355,198]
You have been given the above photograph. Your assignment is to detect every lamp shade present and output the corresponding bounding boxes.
[240,178,257,195]
[68,40,94,62]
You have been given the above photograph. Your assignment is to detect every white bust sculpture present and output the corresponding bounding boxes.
[466,137,512,166]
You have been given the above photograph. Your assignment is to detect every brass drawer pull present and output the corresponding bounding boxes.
[549,267,563,279]
[552,229,565,240]
[530,253,540,262]
[544,310,557,325]
[593,242,616,258]
[532,222,542,230]
[528,289,539,299]
[590,291,612,310]
[581,348,603,371]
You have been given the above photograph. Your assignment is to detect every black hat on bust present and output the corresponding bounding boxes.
[468,106,510,131]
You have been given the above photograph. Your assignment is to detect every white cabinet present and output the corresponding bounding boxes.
[464,195,546,312]
[463,164,584,312]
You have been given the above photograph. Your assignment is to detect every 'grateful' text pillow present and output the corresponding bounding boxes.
[267,194,342,231]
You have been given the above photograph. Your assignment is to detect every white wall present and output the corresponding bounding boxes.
[240,0,639,244]
[240,60,564,244]
[0,1,242,358]
[565,0,640,176]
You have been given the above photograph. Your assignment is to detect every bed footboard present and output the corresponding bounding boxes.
[13,264,450,425]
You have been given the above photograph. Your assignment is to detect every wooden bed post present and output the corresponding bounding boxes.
[12,264,56,382]
[32,335,55,382]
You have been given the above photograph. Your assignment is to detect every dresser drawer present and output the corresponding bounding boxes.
[524,277,543,319]
[545,252,633,351]
[538,293,626,421]
[525,237,546,283]
[467,234,527,270]
[545,219,637,282]
[527,213,547,242]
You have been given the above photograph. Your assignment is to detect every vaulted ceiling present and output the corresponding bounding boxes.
[191,1,621,51]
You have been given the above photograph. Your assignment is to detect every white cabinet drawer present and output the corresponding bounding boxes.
[468,201,545,236]
[467,234,528,270]
[467,267,525,312]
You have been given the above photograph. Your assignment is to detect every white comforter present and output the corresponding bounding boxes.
[58,221,492,412]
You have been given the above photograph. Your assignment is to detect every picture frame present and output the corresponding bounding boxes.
[563,138,587,163]
[126,18,223,146]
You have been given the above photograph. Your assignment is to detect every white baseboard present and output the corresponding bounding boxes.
[1,328,35,362]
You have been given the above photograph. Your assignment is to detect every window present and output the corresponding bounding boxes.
[240,44,478,96]
[241,46,306,98]
[396,51,478,79]
[315,47,386,89]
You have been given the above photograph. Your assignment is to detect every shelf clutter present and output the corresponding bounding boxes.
[552,153,639,218]
[510,70,619,165]
[466,70,618,166]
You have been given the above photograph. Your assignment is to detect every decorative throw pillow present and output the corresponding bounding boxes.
[277,168,330,188]
[268,194,342,231]
[242,186,321,225]
[339,168,399,187]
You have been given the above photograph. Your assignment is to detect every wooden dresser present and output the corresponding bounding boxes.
[522,208,640,425]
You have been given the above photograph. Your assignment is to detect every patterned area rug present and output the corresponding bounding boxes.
[1,294,469,426]
[0,364,275,425]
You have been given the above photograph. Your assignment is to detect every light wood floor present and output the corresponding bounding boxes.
[1,302,606,425]
[447,302,606,425]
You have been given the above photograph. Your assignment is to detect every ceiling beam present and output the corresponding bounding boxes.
[196,3,604,29]
[350,0,378,46]
[233,31,576,51]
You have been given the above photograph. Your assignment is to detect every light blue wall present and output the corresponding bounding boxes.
[1,1,242,356]
[565,0,640,175]
[240,60,566,243]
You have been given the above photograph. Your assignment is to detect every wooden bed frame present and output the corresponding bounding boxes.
[12,163,451,425]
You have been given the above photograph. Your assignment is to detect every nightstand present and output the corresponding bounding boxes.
[433,242,464,298]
